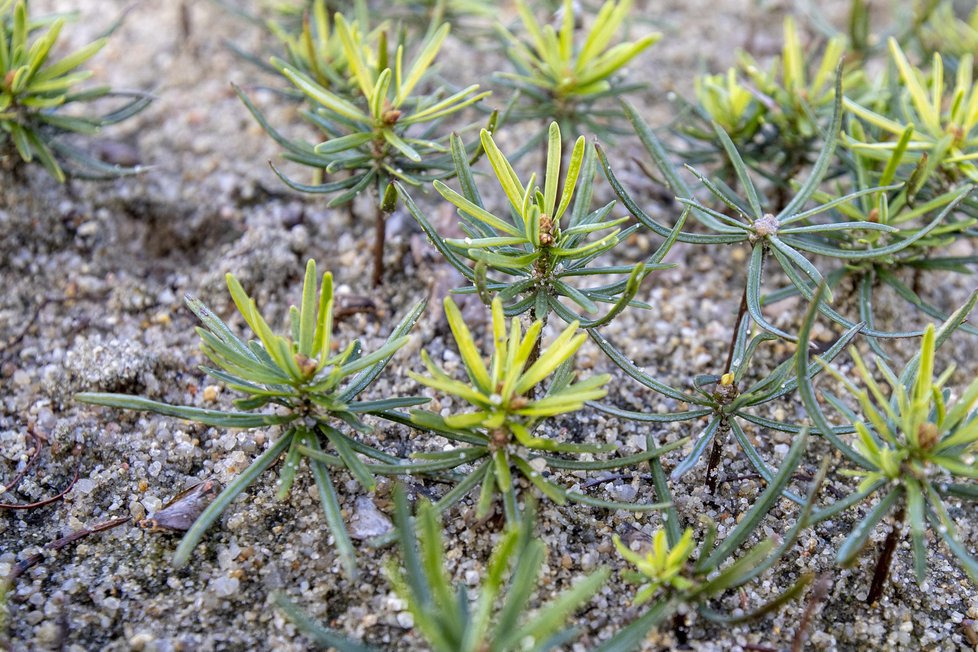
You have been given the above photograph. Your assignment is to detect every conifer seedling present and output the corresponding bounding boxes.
[0,0,151,181]
[78,260,426,578]
[400,296,679,523]
[797,284,978,603]
[238,12,491,286]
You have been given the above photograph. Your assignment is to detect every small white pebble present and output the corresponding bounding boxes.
[73,478,96,495]
[141,495,163,514]
[396,612,414,628]
[211,576,240,597]
[129,632,155,651]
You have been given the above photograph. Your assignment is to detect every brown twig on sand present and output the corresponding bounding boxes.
[8,516,131,581]
[333,296,379,321]
[0,427,45,497]
[0,444,83,511]
[1,296,58,362]
[791,574,832,652]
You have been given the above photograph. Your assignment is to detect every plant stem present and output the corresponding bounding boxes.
[791,574,832,652]
[672,611,689,647]
[705,421,728,495]
[867,504,905,604]
[372,189,386,288]
[724,283,749,375]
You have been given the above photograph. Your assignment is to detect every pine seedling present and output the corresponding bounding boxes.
[797,284,978,603]
[402,296,678,523]
[78,259,426,578]
[401,121,680,331]
[237,13,491,286]
[591,310,859,498]
[846,38,978,185]
[226,0,359,91]
[682,17,859,186]
[614,528,696,604]
[0,0,151,182]
[602,70,954,344]
[916,1,978,62]
[597,431,823,651]
[494,0,659,152]
[803,127,977,358]
[388,487,609,651]
[690,68,763,156]
[275,487,609,651]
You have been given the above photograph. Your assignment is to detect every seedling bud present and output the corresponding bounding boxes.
[295,353,318,378]
[917,422,939,451]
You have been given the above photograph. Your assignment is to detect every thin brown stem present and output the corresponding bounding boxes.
[705,421,729,495]
[724,283,749,375]
[791,574,832,652]
[0,444,83,511]
[1,428,44,497]
[867,504,905,604]
[672,611,689,647]
[372,195,386,288]
[8,516,130,581]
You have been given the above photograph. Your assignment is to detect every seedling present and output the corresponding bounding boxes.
[802,130,977,357]
[78,259,426,578]
[0,0,151,181]
[602,72,941,344]
[494,0,659,154]
[401,121,679,334]
[401,296,678,523]
[228,0,360,92]
[238,13,491,286]
[275,487,609,651]
[797,284,978,603]
[681,17,858,190]
[592,312,858,498]
[388,488,609,651]
[846,38,978,185]
[597,431,824,650]
[916,1,978,61]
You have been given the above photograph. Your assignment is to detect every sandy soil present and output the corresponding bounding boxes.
[2,1,977,650]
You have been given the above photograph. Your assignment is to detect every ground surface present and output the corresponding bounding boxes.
[2,1,978,651]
